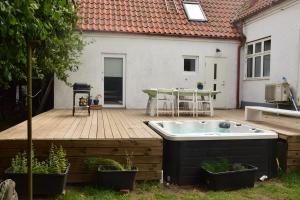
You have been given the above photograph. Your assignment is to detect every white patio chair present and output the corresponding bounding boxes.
[156,88,175,117]
[195,91,214,117]
[177,89,195,117]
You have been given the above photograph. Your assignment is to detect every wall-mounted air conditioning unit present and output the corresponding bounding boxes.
[265,83,290,103]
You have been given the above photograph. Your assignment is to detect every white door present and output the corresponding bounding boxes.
[101,54,126,108]
[205,57,227,108]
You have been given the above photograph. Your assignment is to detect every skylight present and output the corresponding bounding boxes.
[183,2,207,21]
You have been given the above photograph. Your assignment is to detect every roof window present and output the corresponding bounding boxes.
[183,1,207,21]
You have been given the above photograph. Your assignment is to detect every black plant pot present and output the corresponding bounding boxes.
[4,164,70,197]
[200,164,258,191]
[197,85,203,90]
[97,168,138,190]
[93,99,99,105]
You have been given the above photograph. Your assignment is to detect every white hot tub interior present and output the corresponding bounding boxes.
[148,120,278,140]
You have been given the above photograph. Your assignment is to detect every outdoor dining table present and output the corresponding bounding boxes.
[143,88,221,116]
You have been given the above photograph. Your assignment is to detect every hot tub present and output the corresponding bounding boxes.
[148,120,278,186]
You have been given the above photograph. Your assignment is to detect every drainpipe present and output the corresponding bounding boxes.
[235,22,246,109]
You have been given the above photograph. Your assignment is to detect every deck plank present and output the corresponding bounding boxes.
[80,110,93,139]
[0,111,47,139]
[117,110,141,138]
[52,112,77,139]
[110,110,131,139]
[71,116,87,139]
[96,110,105,139]
[14,109,64,139]
[106,110,122,139]
[0,109,58,139]
[89,110,98,139]
[102,110,113,139]
[43,111,76,139]
[63,117,81,139]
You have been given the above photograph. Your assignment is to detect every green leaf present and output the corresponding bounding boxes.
[9,16,17,25]
[30,2,39,10]
[0,0,84,88]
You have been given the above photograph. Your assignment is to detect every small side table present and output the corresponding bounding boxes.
[90,105,102,110]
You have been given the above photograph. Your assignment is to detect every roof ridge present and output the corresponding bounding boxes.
[234,0,288,22]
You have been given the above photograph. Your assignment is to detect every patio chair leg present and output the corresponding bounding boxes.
[209,95,213,117]
[177,97,180,117]
[172,103,174,117]
[193,103,195,117]
[156,98,159,117]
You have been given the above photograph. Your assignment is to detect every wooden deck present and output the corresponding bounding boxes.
[0,109,163,183]
[0,109,161,140]
[0,108,300,183]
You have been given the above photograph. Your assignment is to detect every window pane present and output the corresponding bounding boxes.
[263,54,270,77]
[184,59,196,71]
[255,42,262,53]
[247,44,253,55]
[183,3,206,21]
[264,40,271,51]
[104,58,123,77]
[247,58,253,77]
[254,56,261,77]
[213,84,216,99]
[214,64,217,80]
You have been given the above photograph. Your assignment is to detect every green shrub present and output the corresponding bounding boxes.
[85,153,136,172]
[48,144,67,174]
[9,144,68,174]
[125,152,134,170]
[202,159,247,173]
[11,152,27,173]
[85,158,125,171]
[232,163,247,171]
[202,159,230,173]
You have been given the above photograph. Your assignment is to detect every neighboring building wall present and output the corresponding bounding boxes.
[241,0,300,106]
[54,33,239,109]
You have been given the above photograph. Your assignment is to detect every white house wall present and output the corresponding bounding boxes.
[54,33,239,109]
[241,0,300,106]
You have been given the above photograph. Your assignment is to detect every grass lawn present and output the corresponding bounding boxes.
[57,172,300,200]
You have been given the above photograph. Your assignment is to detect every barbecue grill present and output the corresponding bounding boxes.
[73,83,91,116]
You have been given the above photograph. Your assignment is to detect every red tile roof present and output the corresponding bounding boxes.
[234,0,287,22]
[78,0,246,40]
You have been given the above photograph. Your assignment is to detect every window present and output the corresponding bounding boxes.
[213,64,217,80]
[183,2,207,21]
[245,38,271,79]
[183,56,198,72]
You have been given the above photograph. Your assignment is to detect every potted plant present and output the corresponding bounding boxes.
[85,154,138,190]
[4,144,69,196]
[197,82,204,90]
[93,94,102,105]
[88,96,93,105]
[200,159,258,191]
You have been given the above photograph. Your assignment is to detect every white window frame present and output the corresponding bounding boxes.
[183,2,207,22]
[244,37,271,80]
[183,56,199,73]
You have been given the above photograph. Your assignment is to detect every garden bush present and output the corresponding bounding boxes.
[9,144,68,174]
